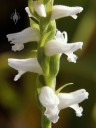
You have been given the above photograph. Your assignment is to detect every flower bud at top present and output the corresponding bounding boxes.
[33,1,46,17]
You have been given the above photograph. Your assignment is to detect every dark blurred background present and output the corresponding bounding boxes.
[0,0,96,128]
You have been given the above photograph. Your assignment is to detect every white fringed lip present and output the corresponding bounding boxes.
[6,27,40,51]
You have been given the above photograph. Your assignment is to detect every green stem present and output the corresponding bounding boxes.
[41,114,52,128]
[36,75,52,128]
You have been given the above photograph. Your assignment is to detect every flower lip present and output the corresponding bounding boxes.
[6,27,40,51]
[25,7,39,21]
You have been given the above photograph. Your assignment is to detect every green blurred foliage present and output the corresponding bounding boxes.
[0,0,96,128]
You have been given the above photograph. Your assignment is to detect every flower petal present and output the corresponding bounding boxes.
[45,30,83,63]
[12,44,24,51]
[58,89,89,110]
[8,58,43,81]
[39,86,59,108]
[25,7,33,18]
[44,106,59,123]
[6,27,40,51]
[39,86,60,123]
[33,1,46,17]
[25,7,39,21]
[51,5,83,20]
[14,71,25,81]
[66,53,78,63]
[70,104,83,117]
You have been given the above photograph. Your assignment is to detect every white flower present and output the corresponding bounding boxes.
[51,5,83,20]
[39,86,59,123]
[39,86,89,123]
[8,58,43,81]
[6,27,40,51]
[33,1,46,17]
[45,30,83,63]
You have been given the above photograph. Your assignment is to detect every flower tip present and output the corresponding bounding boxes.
[80,89,89,99]
[76,107,83,117]
[71,7,83,19]
[77,42,83,50]
[71,15,77,19]
[25,7,32,18]
[85,92,89,99]
[33,1,46,17]
[14,75,19,81]
[79,7,83,13]
[42,12,46,17]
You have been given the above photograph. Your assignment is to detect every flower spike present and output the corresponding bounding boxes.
[6,27,40,51]
[51,5,83,20]
[45,30,83,63]
[8,58,43,81]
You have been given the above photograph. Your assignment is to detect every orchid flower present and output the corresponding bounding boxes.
[25,4,83,20]
[39,86,60,123]
[6,27,40,51]
[8,58,43,81]
[39,86,89,123]
[51,5,83,20]
[45,30,83,63]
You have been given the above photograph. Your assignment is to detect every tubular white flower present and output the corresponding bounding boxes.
[8,58,43,81]
[45,30,83,63]
[6,27,40,51]
[33,1,46,17]
[39,86,59,123]
[39,86,89,123]
[58,89,89,117]
[51,5,83,20]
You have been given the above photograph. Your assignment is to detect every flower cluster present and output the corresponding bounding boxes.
[7,0,89,127]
